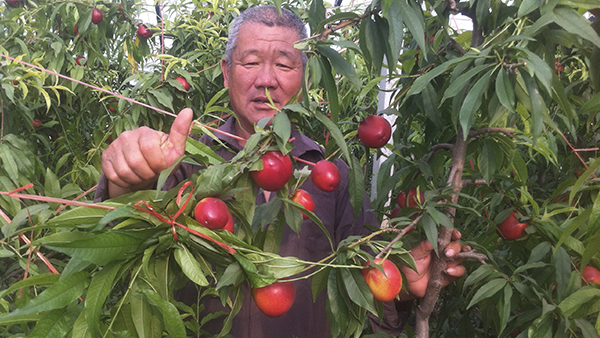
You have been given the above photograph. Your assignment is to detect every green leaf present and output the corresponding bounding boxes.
[319,56,340,122]
[496,68,515,111]
[272,111,291,144]
[85,262,121,337]
[28,308,69,338]
[174,245,209,286]
[463,264,495,288]
[141,289,187,338]
[0,273,60,299]
[421,213,439,256]
[217,262,245,290]
[459,70,493,139]
[0,144,19,185]
[553,7,600,48]
[553,246,570,302]
[45,205,113,228]
[467,278,507,309]
[348,156,365,220]
[556,208,592,251]
[317,45,361,89]
[405,54,478,99]
[521,71,545,142]
[442,64,492,104]
[148,88,175,113]
[185,138,225,165]
[314,111,351,165]
[1,271,89,318]
[340,268,376,314]
[520,49,553,95]
[571,157,600,204]
[130,288,163,338]
[327,269,350,333]
[558,288,600,316]
[518,0,541,17]
[38,231,145,266]
[307,0,325,33]
[397,0,425,59]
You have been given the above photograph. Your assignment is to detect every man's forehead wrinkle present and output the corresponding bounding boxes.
[236,48,299,61]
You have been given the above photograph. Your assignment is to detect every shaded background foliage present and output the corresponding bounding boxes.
[1,0,600,337]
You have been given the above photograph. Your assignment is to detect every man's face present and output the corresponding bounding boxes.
[222,22,304,140]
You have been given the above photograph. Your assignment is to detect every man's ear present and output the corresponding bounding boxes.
[221,58,229,88]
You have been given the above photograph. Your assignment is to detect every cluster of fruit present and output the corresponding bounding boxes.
[190,114,398,317]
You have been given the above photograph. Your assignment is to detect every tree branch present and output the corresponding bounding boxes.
[316,9,374,41]
[375,214,424,260]
[462,178,488,186]
[414,127,468,338]
[453,250,488,265]
[468,127,515,139]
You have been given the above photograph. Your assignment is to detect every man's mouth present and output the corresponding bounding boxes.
[252,97,276,105]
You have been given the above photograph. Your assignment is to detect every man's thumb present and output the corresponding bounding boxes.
[168,108,194,151]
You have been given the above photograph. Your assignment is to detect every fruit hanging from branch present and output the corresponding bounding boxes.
[194,197,231,230]
[582,266,600,285]
[137,24,153,39]
[291,189,315,220]
[362,258,403,302]
[496,212,527,240]
[397,187,424,208]
[250,150,293,192]
[75,56,87,66]
[358,115,392,148]
[91,8,103,24]
[310,160,341,192]
[252,281,295,318]
[175,77,190,92]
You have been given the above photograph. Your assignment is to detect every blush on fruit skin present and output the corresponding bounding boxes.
[6,0,20,6]
[362,258,402,302]
[291,189,315,220]
[223,213,234,233]
[358,115,392,149]
[91,8,103,24]
[194,197,230,230]
[582,266,600,285]
[496,212,527,240]
[250,150,293,192]
[76,56,87,66]
[175,77,191,92]
[137,24,153,39]
[252,281,295,318]
[397,188,424,208]
[31,119,42,129]
[310,160,341,192]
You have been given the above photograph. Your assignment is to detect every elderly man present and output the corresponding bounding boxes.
[97,5,465,337]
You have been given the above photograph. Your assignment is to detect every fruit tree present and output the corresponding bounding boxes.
[1,0,600,338]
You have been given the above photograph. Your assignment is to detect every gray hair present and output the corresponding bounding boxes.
[225,5,308,69]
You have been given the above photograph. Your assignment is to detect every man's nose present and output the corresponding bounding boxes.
[254,65,278,89]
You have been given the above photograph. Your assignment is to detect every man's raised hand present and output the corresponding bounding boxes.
[101,108,194,198]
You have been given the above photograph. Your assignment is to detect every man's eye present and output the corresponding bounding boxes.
[277,64,291,69]
[244,62,258,66]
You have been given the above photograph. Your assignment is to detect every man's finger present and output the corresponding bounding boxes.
[444,240,462,258]
[167,108,194,151]
[410,239,435,261]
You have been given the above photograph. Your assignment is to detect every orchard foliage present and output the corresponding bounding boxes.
[1,0,600,337]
